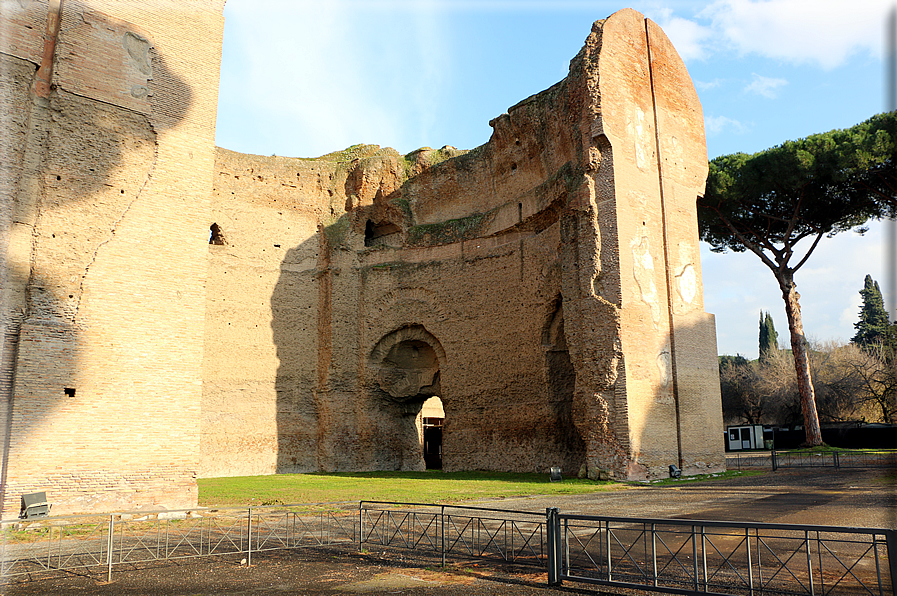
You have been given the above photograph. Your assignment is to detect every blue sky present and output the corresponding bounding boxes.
[215,0,893,358]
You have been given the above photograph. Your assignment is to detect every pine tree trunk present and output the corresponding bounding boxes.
[778,271,823,446]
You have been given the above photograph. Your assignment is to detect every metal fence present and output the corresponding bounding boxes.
[359,501,546,567]
[726,453,776,470]
[551,511,896,595]
[727,451,897,471]
[0,504,356,582]
[3,501,895,596]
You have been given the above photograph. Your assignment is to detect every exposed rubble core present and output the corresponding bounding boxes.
[1,4,724,516]
[202,9,724,483]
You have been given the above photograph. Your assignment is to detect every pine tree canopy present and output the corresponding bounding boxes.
[852,274,890,347]
[698,111,895,258]
[695,112,897,447]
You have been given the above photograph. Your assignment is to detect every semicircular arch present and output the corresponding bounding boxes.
[369,324,446,367]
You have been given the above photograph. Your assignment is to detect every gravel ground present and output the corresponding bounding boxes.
[2,468,894,596]
[482,467,897,529]
[1,548,647,596]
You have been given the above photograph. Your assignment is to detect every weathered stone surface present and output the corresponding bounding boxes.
[202,8,725,481]
[0,0,226,516]
[1,6,724,516]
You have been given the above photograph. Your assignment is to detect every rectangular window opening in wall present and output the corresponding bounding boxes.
[64,387,76,397]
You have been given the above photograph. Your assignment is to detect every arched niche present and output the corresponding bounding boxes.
[369,325,445,402]
[369,325,447,470]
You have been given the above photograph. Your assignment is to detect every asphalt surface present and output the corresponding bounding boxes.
[481,467,896,530]
[3,468,894,595]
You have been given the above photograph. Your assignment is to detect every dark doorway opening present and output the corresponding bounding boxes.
[420,396,444,469]
[370,326,446,470]
[364,219,401,247]
[423,419,443,470]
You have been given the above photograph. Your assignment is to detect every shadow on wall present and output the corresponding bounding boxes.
[0,2,193,515]
[269,230,446,473]
[268,221,590,476]
[269,237,321,473]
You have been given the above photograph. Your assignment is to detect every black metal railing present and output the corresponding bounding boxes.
[3,501,895,595]
[726,450,897,471]
[1,504,357,581]
[549,512,895,595]
[358,502,545,567]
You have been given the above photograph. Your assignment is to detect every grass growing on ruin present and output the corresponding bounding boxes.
[197,471,621,508]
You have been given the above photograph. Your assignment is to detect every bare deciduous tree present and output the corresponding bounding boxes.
[719,341,896,426]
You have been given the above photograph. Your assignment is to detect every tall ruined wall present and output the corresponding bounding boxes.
[1,3,723,514]
[204,141,587,477]
[587,13,723,475]
[0,0,225,515]
[202,8,724,480]
[201,148,336,477]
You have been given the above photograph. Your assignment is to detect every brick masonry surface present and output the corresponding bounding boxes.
[1,5,724,517]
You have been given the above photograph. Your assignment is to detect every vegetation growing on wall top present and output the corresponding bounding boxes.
[401,146,468,178]
[310,144,385,163]
[406,209,496,247]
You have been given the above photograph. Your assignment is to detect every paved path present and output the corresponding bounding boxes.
[474,468,896,530]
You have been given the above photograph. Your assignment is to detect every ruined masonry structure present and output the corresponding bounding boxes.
[1,3,725,516]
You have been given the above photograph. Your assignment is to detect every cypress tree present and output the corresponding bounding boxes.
[852,274,890,348]
[759,310,778,363]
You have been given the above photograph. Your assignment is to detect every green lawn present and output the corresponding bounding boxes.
[638,470,761,486]
[782,446,896,453]
[198,471,621,508]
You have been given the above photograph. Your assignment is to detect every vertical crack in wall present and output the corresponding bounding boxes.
[645,18,683,469]
[71,120,157,322]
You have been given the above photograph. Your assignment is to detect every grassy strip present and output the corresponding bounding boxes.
[198,471,621,508]
[781,446,896,454]
[636,470,762,486]
[874,472,897,483]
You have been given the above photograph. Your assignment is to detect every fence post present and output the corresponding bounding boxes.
[885,530,897,596]
[772,450,778,471]
[440,505,446,568]
[247,507,253,566]
[106,514,114,583]
[358,502,363,553]
[546,507,562,586]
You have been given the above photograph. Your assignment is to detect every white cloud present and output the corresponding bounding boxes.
[221,0,449,157]
[840,292,862,328]
[642,0,892,69]
[705,114,750,135]
[695,78,722,91]
[699,0,894,69]
[656,14,714,61]
[744,73,787,98]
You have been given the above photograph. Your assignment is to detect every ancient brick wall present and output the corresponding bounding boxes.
[0,0,225,515]
[2,4,723,516]
[201,148,332,477]
[201,8,725,481]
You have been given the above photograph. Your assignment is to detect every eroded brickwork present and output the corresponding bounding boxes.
[2,6,724,516]
[201,9,725,482]
[0,0,225,516]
